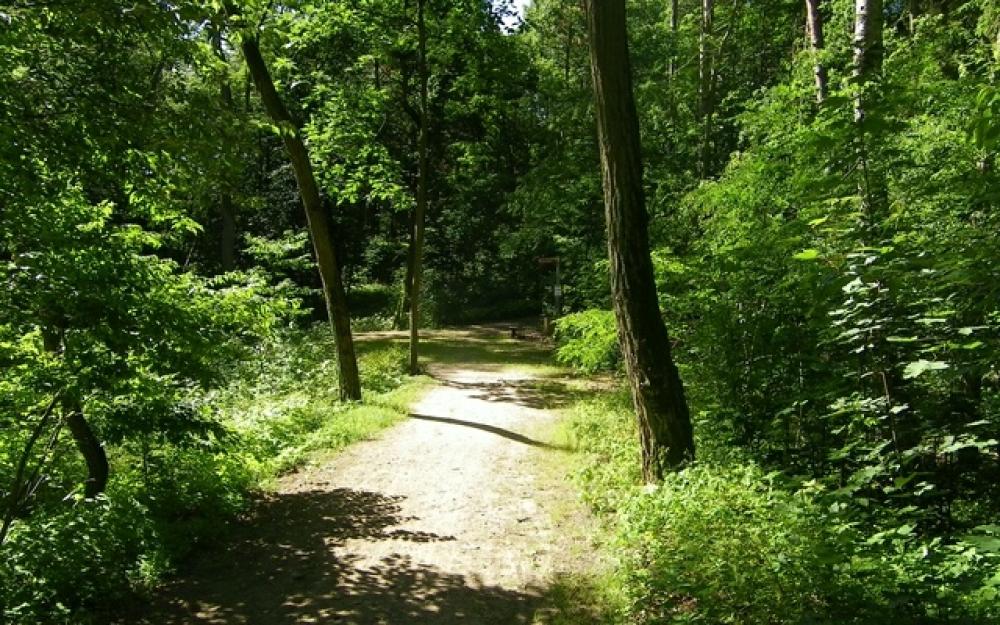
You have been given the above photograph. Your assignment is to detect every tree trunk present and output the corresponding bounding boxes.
[395,226,415,330]
[66,408,108,499]
[219,192,236,272]
[0,394,60,546]
[669,0,679,77]
[214,33,238,272]
[409,0,430,375]
[668,0,680,120]
[698,0,715,176]
[41,327,110,498]
[242,38,362,401]
[852,0,883,122]
[584,0,696,480]
[805,0,828,103]
[852,0,885,221]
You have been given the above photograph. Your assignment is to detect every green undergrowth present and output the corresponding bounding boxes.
[0,326,426,624]
[559,386,1000,625]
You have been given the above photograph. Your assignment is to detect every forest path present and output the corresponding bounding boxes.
[140,327,596,625]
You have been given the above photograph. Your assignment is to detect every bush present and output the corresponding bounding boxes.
[0,327,420,624]
[617,465,847,624]
[554,309,620,373]
[565,387,1000,625]
[0,495,152,624]
[347,282,398,319]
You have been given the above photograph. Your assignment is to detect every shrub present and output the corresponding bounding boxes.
[617,465,846,624]
[0,495,152,624]
[565,387,1000,625]
[554,309,620,373]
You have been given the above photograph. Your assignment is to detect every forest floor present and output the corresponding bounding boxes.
[134,326,604,624]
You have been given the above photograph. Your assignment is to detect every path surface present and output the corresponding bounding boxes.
[139,329,593,624]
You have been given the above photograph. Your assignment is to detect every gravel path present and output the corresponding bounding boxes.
[138,334,591,624]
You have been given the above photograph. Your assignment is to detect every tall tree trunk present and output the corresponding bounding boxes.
[852,0,885,221]
[852,0,883,122]
[669,0,679,77]
[805,0,828,103]
[214,33,238,272]
[219,190,236,272]
[668,0,680,120]
[241,38,362,401]
[698,0,715,176]
[409,0,430,375]
[395,227,415,330]
[584,0,696,481]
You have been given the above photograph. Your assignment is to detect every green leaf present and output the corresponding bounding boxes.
[902,359,949,379]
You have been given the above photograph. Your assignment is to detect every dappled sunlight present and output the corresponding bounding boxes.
[143,488,542,625]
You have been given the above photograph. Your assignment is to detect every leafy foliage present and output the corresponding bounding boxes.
[554,309,620,373]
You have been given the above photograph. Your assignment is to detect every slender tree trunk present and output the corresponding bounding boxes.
[409,0,430,375]
[852,0,885,222]
[852,0,883,122]
[698,0,715,176]
[219,191,236,272]
[0,394,60,546]
[395,228,415,330]
[668,0,679,120]
[805,0,828,103]
[585,0,696,481]
[214,34,238,272]
[669,0,679,77]
[242,38,362,401]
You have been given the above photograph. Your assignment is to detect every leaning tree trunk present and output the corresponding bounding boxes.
[66,408,108,499]
[42,328,109,498]
[242,38,362,401]
[805,0,828,103]
[408,0,430,375]
[585,0,696,481]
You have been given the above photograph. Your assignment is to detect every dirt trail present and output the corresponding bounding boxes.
[139,329,593,624]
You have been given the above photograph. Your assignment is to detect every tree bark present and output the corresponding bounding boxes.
[242,37,362,401]
[668,0,680,120]
[408,0,430,375]
[214,33,238,272]
[584,0,696,480]
[698,0,715,176]
[852,0,885,222]
[395,227,415,330]
[852,0,883,122]
[219,192,237,272]
[805,0,828,103]
[66,408,108,499]
[669,0,679,77]
[41,327,110,498]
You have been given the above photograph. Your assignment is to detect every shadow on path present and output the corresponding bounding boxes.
[409,413,573,452]
[134,488,541,625]
[436,377,593,410]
